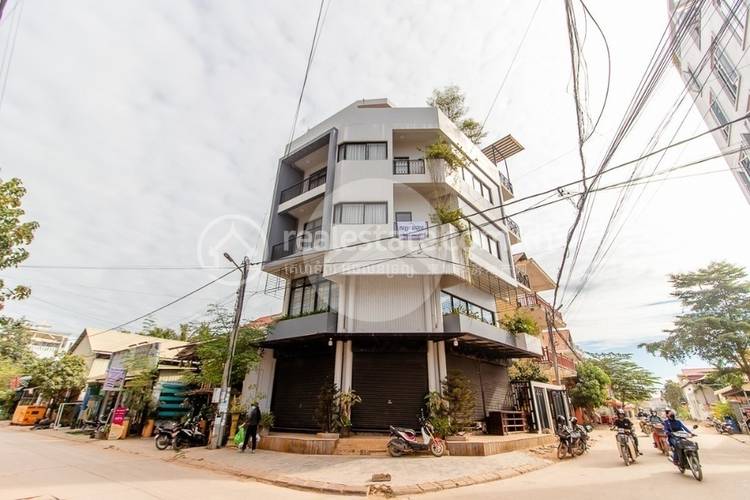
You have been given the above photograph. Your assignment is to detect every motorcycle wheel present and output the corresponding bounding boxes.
[387,442,404,458]
[557,443,567,460]
[429,440,445,457]
[173,435,188,451]
[621,445,631,466]
[687,453,703,481]
[574,440,586,456]
[154,434,171,451]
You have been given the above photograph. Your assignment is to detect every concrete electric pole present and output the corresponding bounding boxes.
[209,253,250,449]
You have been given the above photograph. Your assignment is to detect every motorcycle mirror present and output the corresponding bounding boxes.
[692,425,699,430]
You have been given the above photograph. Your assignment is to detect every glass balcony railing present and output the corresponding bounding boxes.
[279,169,327,204]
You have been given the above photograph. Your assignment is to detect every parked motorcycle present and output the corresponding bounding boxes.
[172,419,207,450]
[614,428,638,466]
[154,422,178,450]
[557,424,585,459]
[671,430,702,481]
[710,417,735,435]
[652,422,669,455]
[387,412,445,457]
[30,417,53,430]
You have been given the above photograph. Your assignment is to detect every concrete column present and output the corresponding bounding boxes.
[242,348,275,412]
[334,341,344,388]
[427,341,439,392]
[341,340,353,392]
[436,340,447,388]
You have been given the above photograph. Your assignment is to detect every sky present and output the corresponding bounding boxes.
[2,0,748,383]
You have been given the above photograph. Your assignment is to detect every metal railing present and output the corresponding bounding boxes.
[269,231,323,260]
[542,347,576,371]
[516,271,531,288]
[516,292,564,323]
[393,158,425,174]
[498,171,514,194]
[506,217,521,237]
[279,169,327,204]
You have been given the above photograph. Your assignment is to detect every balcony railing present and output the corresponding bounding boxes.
[498,171,514,194]
[279,169,327,204]
[516,271,531,288]
[269,231,323,260]
[393,158,426,175]
[506,217,521,237]
[541,347,576,371]
[516,292,564,323]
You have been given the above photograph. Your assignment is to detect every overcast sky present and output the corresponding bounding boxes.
[2,0,748,381]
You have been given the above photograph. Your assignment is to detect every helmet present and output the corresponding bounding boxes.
[616,409,625,417]
[556,415,566,425]
[570,417,578,425]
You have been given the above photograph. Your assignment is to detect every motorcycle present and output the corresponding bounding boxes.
[154,422,178,450]
[639,419,652,435]
[710,417,735,435]
[387,412,445,457]
[172,419,207,450]
[671,430,702,481]
[652,422,669,455]
[614,428,638,466]
[557,425,586,459]
[30,417,53,430]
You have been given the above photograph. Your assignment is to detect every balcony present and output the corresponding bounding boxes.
[498,171,514,199]
[541,347,577,372]
[279,169,327,204]
[393,158,426,175]
[269,311,338,342]
[506,217,521,244]
[443,312,542,357]
[516,292,565,327]
[270,231,324,261]
[516,271,531,289]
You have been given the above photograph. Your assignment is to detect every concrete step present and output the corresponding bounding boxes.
[334,436,390,455]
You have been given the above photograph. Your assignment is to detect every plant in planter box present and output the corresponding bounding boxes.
[337,390,362,437]
[500,310,541,337]
[313,380,341,435]
[425,391,451,438]
[423,139,467,173]
[259,411,274,436]
[441,370,476,435]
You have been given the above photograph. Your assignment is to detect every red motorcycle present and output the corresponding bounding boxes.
[387,411,445,457]
[652,422,669,455]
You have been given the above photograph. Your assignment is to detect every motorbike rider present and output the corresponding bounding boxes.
[570,416,588,446]
[612,409,642,455]
[663,410,694,464]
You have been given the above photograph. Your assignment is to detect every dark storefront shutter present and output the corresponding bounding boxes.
[351,351,428,431]
[446,354,510,420]
[271,352,335,431]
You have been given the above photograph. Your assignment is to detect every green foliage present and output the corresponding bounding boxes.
[313,380,340,433]
[712,401,735,420]
[640,261,750,380]
[677,406,691,421]
[122,352,158,417]
[141,316,179,340]
[425,391,452,438]
[0,318,33,365]
[569,360,610,410]
[588,352,659,404]
[182,304,265,388]
[508,359,549,383]
[704,368,745,389]
[0,177,39,306]
[426,86,487,144]
[662,380,686,410]
[26,354,86,402]
[260,411,275,429]
[0,358,23,417]
[424,139,467,170]
[337,390,362,429]
[441,369,476,433]
[500,310,541,336]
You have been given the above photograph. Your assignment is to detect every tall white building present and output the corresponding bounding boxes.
[244,98,550,432]
[670,0,750,203]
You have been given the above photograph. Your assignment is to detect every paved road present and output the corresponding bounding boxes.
[420,429,750,499]
[0,427,329,500]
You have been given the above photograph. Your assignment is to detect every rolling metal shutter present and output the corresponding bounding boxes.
[271,351,335,431]
[446,354,510,420]
[351,351,428,431]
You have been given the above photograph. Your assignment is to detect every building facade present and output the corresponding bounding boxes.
[28,329,70,359]
[678,367,718,420]
[669,0,750,203]
[244,98,547,432]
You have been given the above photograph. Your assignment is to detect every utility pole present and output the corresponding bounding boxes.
[545,310,561,385]
[209,253,250,449]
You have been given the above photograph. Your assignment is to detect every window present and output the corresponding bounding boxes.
[715,0,747,42]
[712,38,739,102]
[393,157,425,174]
[394,211,412,222]
[299,218,322,250]
[469,221,503,260]
[287,275,339,316]
[460,167,494,204]
[333,202,388,224]
[440,291,496,326]
[337,142,387,161]
[710,91,731,142]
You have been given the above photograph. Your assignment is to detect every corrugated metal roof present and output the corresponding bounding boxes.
[481,134,524,164]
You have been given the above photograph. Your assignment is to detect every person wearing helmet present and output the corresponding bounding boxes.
[556,414,569,437]
[663,410,694,464]
[613,409,642,455]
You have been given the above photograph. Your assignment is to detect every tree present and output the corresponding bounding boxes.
[183,304,265,388]
[501,310,541,336]
[662,380,686,410]
[313,380,340,433]
[569,360,610,410]
[588,352,659,404]
[441,369,476,432]
[0,317,33,365]
[508,359,549,383]
[0,177,39,307]
[427,86,487,145]
[141,316,178,340]
[641,261,750,380]
[704,368,745,390]
[26,354,86,404]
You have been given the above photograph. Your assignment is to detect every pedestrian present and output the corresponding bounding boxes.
[240,402,261,453]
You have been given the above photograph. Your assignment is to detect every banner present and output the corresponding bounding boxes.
[396,221,428,240]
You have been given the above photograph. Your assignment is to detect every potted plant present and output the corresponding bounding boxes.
[141,397,158,438]
[313,381,341,438]
[259,411,274,437]
[228,396,245,441]
[337,390,362,438]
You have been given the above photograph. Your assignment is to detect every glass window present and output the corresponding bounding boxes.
[395,211,412,222]
[334,202,387,224]
[287,276,337,316]
[482,309,495,325]
[441,293,452,314]
[338,142,387,160]
[367,142,387,160]
[440,291,496,325]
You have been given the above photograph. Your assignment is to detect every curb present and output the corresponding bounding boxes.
[10,426,554,497]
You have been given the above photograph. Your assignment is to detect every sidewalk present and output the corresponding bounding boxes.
[12,425,554,496]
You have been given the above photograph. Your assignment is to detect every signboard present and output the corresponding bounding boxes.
[396,221,428,240]
[212,388,221,403]
[103,368,126,391]
[112,406,128,425]
[103,343,160,392]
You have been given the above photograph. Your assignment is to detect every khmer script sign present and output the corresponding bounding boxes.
[396,221,428,240]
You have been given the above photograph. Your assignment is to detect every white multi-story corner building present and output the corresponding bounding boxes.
[243,98,545,432]
[669,0,750,203]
